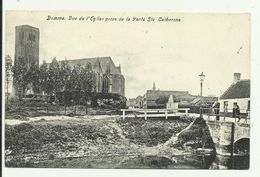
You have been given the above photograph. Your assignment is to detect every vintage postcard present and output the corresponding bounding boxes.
[4,11,250,169]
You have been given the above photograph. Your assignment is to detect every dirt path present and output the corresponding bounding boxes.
[163,118,197,146]
[141,118,197,159]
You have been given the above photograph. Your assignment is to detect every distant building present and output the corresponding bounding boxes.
[135,96,144,108]
[127,95,143,108]
[138,82,218,110]
[126,98,136,108]
[140,82,190,108]
[142,90,191,108]
[13,25,40,95]
[64,57,125,96]
[219,73,250,115]
[190,96,218,107]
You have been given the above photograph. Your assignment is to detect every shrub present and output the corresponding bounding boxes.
[48,154,55,160]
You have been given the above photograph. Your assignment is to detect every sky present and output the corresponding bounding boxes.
[5,11,250,98]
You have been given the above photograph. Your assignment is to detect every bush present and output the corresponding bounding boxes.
[48,154,55,160]
[92,93,127,109]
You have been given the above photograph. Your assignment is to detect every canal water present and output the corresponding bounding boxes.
[114,154,249,169]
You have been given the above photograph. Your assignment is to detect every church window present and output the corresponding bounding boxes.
[29,33,36,41]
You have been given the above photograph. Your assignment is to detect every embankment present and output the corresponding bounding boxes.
[5,116,213,168]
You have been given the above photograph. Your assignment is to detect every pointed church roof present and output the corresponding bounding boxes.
[62,57,121,75]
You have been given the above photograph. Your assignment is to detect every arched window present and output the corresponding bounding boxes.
[103,76,109,93]
[103,75,112,93]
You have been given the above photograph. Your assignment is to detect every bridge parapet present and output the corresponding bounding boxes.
[206,120,250,155]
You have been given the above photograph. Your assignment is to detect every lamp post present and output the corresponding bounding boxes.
[199,72,205,118]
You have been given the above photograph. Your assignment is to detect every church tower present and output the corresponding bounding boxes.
[153,81,156,91]
[13,25,40,95]
[14,25,40,69]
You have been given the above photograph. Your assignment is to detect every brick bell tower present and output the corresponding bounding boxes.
[13,25,40,95]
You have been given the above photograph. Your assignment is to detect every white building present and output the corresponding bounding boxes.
[219,73,250,115]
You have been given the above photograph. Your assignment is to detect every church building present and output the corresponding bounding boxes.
[64,57,125,96]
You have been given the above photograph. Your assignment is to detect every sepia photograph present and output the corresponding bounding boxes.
[4,11,250,169]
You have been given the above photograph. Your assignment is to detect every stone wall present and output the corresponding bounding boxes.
[206,120,250,155]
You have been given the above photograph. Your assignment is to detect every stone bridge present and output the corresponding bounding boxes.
[206,119,250,155]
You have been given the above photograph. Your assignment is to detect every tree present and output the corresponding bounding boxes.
[155,96,170,105]
[12,57,28,100]
[59,60,71,91]
[59,60,71,114]
[70,64,83,114]
[80,63,96,114]
[5,55,13,109]
[25,60,40,94]
[48,58,60,101]
[39,61,49,95]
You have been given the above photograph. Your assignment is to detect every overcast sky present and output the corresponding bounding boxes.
[5,11,250,98]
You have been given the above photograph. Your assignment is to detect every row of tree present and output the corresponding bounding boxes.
[5,55,97,106]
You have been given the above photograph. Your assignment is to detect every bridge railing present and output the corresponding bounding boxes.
[201,108,250,124]
[120,108,190,120]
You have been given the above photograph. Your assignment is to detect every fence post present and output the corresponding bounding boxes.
[144,110,147,120]
[230,122,235,168]
[165,110,168,120]
[122,110,125,120]
[184,109,187,115]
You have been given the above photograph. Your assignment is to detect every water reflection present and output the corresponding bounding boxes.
[209,155,249,169]
[119,154,249,169]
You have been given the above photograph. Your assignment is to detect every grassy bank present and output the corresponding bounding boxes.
[5,116,195,167]
[175,118,215,149]
[117,117,193,147]
[5,118,126,167]
[5,115,214,168]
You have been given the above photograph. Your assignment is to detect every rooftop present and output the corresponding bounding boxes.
[146,90,189,101]
[16,25,40,31]
[219,80,250,99]
[190,96,218,105]
[60,56,122,75]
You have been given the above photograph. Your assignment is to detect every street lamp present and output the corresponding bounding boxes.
[199,72,205,118]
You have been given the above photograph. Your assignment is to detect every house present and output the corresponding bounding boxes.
[219,73,250,116]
